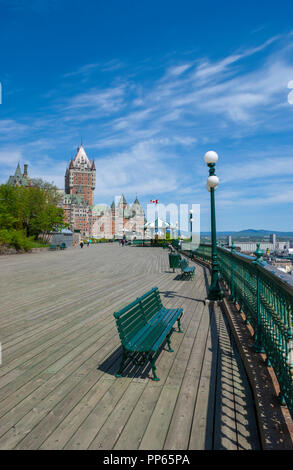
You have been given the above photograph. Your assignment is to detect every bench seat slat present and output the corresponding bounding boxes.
[124,308,177,350]
[139,309,182,352]
[125,307,182,352]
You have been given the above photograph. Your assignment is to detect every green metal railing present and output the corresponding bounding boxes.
[192,243,293,418]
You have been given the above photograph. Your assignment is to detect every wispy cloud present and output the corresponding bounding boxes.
[221,155,293,183]
[65,84,127,113]
[63,59,124,79]
[166,63,192,77]
[0,119,27,138]
[92,141,180,199]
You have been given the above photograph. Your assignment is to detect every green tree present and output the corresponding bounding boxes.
[0,182,67,250]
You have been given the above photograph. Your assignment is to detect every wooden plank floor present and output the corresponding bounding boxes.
[0,245,260,450]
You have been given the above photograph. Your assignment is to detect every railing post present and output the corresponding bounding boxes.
[230,241,236,301]
[253,244,265,353]
[287,327,293,406]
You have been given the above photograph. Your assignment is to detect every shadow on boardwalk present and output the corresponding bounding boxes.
[205,299,260,449]
[159,289,205,304]
[97,341,173,381]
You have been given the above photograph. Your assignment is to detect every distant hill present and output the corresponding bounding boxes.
[201,229,293,237]
[236,229,293,236]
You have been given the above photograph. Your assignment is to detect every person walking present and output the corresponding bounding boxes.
[80,240,84,248]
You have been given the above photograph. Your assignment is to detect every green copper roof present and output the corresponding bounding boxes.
[15,163,22,178]
[7,163,30,186]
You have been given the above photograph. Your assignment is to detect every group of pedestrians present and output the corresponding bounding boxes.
[80,239,91,248]
[79,238,128,248]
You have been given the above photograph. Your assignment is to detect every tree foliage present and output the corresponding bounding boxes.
[0,181,67,250]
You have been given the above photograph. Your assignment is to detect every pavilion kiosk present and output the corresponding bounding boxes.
[50,229,74,248]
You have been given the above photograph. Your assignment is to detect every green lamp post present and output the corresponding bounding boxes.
[204,150,223,301]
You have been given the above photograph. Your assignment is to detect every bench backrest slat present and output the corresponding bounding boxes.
[116,304,144,342]
[140,292,162,322]
[118,318,146,343]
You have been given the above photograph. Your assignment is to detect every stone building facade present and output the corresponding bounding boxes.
[92,195,145,240]
[65,145,96,206]
[58,145,95,236]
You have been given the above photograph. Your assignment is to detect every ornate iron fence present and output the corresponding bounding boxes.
[192,243,293,418]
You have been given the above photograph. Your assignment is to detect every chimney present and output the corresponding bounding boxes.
[23,164,28,176]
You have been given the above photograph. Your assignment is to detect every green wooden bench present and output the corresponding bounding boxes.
[114,287,183,381]
[49,244,57,250]
[132,240,144,246]
[180,258,195,279]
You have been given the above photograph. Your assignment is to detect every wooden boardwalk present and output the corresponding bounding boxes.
[0,244,260,450]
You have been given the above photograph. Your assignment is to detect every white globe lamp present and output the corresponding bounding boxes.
[204,150,218,164]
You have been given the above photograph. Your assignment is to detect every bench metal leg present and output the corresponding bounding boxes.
[166,331,174,352]
[177,316,183,333]
[150,353,160,381]
[116,346,127,378]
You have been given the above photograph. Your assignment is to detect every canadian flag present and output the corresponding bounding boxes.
[150,199,158,204]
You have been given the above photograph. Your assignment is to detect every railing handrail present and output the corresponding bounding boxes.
[195,242,293,297]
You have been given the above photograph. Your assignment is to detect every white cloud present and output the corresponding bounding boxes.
[92,141,179,198]
[194,55,242,80]
[221,156,293,183]
[0,148,23,172]
[167,64,192,76]
[64,84,127,114]
[0,119,27,137]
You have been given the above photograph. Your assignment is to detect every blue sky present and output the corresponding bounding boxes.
[1,0,293,231]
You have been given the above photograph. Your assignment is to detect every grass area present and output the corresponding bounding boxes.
[28,240,50,248]
[0,232,50,253]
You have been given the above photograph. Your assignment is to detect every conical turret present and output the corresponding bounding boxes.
[72,144,91,169]
[118,194,127,208]
[15,163,22,178]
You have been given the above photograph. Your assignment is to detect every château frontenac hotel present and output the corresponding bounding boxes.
[7,145,146,239]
